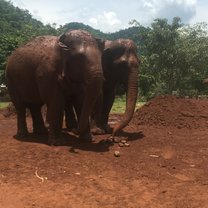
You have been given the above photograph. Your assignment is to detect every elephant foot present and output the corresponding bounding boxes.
[33,128,48,136]
[104,124,112,133]
[47,133,60,146]
[91,127,105,135]
[66,127,76,132]
[78,132,94,143]
[14,130,29,139]
[68,128,79,135]
[48,137,58,146]
[66,124,78,131]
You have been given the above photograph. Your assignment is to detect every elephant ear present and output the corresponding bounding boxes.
[58,33,70,51]
[103,44,125,63]
[57,33,69,79]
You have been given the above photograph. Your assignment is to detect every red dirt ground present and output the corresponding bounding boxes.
[0,95,208,208]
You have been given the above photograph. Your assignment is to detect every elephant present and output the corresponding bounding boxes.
[65,38,139,136]
[6,29,103,145]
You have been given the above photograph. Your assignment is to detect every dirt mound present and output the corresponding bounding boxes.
[133,95,208,129]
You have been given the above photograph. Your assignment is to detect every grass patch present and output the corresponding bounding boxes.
[0,102,9,109]
[111,96,145,113]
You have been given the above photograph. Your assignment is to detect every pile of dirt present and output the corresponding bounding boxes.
[133,95,208,129]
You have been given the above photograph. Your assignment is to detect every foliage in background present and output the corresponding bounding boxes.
[111,96,145,113]
[1,0,208,99]
[0,0,57,83]
[134,17,208,98]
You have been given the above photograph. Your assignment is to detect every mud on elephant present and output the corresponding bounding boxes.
[6,29,103,145]
[65,38,140,136]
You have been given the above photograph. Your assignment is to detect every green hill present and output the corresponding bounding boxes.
[58,22,107,39]
[59,22,142,41]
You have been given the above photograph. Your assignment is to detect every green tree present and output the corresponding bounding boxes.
[143,17,183,94]
[0,0,57,84]
[176,22,208,96]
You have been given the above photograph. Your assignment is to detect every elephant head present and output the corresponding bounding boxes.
[102,39,139,136]
[57,30,103,81]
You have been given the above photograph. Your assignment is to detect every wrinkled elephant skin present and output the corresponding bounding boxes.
[97,39,139,135]
[6,30,103,145]
[65,39,139,136]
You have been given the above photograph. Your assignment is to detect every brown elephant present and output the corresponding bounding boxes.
[65,38,139,136]
[6,29,103,145]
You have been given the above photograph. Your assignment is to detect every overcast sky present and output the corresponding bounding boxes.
[9,0,208,33]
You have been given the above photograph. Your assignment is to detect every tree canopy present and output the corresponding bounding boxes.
[1,0,208,99]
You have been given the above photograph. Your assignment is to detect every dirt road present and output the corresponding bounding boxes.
[0,96,208,208]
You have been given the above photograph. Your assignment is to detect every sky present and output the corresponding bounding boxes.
[9,0,208,33]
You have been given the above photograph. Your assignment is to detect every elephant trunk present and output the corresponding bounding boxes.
[78,75,103,136]
[112,60,139,136]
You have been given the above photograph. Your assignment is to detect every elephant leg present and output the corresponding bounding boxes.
[7,80,28,138]
[42,105,49,128]
[74,95,92,142]
[47,104,64,145]
[46,92,64,145]
[91,93,105,135]
[101,87,115,133]
[29,104,48,135]
[65,99,78,130]
[15,104,29,138]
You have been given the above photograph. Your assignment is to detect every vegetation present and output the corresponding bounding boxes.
[0,0,57,83]
[0,102,9,109]
[111,96,145,113]
[137,18,208,98]
[1,0,208,99]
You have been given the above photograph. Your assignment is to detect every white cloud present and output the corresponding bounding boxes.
[103,11,121,26]
[89,18,98,26]
[140,0,197,23]
[8,0,208,32]
[89,11,122,32]
[190,0,208,24]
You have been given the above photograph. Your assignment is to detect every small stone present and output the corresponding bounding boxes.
[114,151,120,157]
[105,137,114,143]
[124,143,130,147]
[118,142,124,147]
[149,154,159,158]
[120,139,127,144]
[113,137,120,143]
[75,172,81,176]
